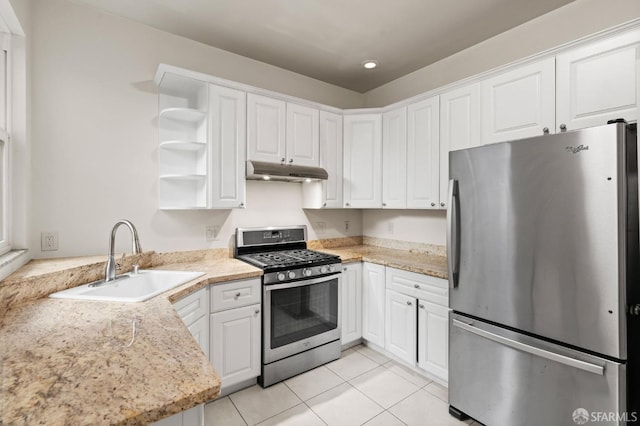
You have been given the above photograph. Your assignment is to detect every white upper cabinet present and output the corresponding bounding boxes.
[209,84,246,209]
[343,113,382,208]
[556,30,640,132]
[382,107,407,209]
[481,58,555,144]
[320,111,343,208]
[407,96,440,209]
[439,83,481,208]
[286,103,320,166]
[247,93,286,163]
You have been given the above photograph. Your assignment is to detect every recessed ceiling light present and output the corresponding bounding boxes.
[362,60,378,69]
[263,175,270,180]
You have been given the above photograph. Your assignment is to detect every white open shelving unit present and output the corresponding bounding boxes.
[158,73,209,209]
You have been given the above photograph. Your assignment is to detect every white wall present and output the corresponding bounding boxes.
[30,0,363,258]
[363,0,640,107]
[362,210,446,246]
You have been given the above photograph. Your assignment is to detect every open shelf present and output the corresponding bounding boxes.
[159,140,207,151]
[159,107,206,123]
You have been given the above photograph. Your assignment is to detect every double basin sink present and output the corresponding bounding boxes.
[49,269,205,303]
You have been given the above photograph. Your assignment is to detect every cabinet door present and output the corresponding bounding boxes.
[210,304,261,391]
[407,96,440,209]
[557,30,640,132]
[385,290,416,365]
[341,263,363,345]
[319,110,343,208]
[247,93,286,163]
[362,262,385,347]
[187,314,210,360]
[286,103,319,166]
[209,84,246,208]
[418,300,449,383]
[343,114,382,208]
[439,83,481,208]
[382,107,407,209]
[482,58,555,144]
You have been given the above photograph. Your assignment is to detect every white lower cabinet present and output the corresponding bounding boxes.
[209,278,262,394]
[167,287,210,426]
[417,299,449,383]
[384,267,450,384]
[341,262,363,345]
[210,304,261,391]
[385,290,416,365]
[361,262,386,347]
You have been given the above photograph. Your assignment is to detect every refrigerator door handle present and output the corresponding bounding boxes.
[447,179,460,288]
[452,319,605,375]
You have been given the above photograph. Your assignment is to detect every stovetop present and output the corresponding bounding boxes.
[235,226,342,284]
[237,249,339,270]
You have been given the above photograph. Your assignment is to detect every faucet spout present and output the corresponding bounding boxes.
[105,220,142,282]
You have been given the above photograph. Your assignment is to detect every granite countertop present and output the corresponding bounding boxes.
[315,245,448,280]
[0,240,446,425]
[0,254,262,425]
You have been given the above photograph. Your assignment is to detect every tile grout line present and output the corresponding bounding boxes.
[226,395,250,426]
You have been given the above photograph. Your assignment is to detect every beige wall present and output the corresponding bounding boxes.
[30,0,362,257]
[363,0,640,107]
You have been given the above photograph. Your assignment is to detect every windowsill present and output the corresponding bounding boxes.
[0,249,29,282]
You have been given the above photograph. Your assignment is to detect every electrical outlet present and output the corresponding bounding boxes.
[41,232,59,251]
[317,222,326,234]
[344,220,350,231]
[205,225,219,242]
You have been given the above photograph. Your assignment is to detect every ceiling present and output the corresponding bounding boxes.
[71,0,576,93]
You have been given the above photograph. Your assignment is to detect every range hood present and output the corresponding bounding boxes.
[246,160,328,182]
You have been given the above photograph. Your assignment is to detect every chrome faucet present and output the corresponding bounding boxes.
[104,220,142,282]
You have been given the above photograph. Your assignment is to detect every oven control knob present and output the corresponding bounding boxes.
[320,265,328,274]
[277,272,286,281]
[288,271,296,279]
[329,265,335,273]
[303,268,312,277]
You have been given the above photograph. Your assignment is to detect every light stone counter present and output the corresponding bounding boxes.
[0,250,262,425]
[313,245,448,279]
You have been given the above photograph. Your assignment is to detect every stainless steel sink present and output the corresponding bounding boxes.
[49,269,205,303]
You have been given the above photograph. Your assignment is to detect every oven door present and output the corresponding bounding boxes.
[263,273,341,364]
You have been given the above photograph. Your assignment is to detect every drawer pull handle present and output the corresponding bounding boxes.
[235,292,241,298]
[414,284,420,289]
[419,304,425,309]
[406,301,412,306]
[255,309,260,314]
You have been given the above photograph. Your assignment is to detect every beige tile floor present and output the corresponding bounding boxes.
[204,344,480,426]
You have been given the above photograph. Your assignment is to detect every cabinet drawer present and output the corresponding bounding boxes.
[386,267,448,307]
[211,278,261,312]
[173,287,209,326]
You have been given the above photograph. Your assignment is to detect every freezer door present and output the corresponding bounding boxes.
[448,123,635,359]
[449,313,626,426]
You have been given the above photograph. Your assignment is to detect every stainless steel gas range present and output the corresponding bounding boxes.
[235,225,342,387]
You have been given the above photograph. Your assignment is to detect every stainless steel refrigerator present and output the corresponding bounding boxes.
[447,120,639,426]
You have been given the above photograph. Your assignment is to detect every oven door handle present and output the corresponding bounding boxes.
[264,274,340,291]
